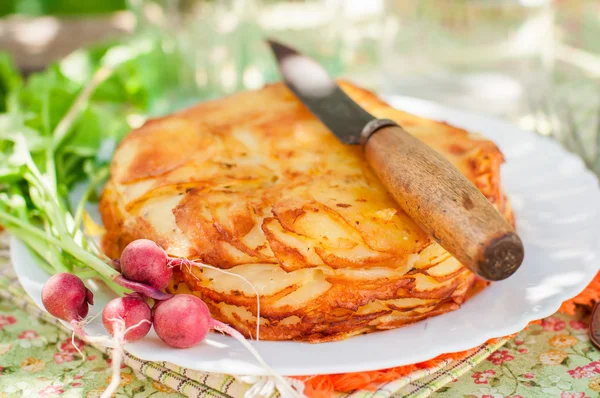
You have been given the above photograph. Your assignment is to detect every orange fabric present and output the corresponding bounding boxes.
[295,272,600,397]
[291,337,515,396]
[559,271,600,316]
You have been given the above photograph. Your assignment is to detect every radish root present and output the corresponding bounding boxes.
[237,375,306,398]
[69,313,101,360]
[70,316,151,398]
[69,323,86,360]
[247,376,275,397]
[211,320,303,398]
[169,257,262,340]
[99,318,151,398]
[123,319,153,336]
[102,318,125,398]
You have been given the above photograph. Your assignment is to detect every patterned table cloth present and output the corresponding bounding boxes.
[2,275,599,398]
[430,312,599,398]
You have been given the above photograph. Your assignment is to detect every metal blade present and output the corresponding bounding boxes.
[267,39,375,145]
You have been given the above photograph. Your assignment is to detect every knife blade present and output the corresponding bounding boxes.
[267,39,524,281]
[267,40,373,144]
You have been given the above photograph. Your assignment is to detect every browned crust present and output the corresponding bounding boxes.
[100,81,510,342]
[168,267,480,342]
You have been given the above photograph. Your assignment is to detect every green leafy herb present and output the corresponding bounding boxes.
[0,0,127,17]
[0,32,200,291]
[0,54,22,113]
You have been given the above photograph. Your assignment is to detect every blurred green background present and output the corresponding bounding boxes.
[0,0,127,16]
[0,0,598,174]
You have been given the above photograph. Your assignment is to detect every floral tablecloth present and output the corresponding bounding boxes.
[431,311,600,398]
[0,295,181,398]
[3,291,600,398]
[2,261,600,398]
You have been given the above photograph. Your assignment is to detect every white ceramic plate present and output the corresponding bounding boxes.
[11,96,600,376]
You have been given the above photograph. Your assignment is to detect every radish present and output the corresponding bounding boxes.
[42,273,93,336]
[120,239,171,290]
[113,239,174,300]
[153,294,209,348]
[102,296,152,342]
[153,294,302,398]
[100,296,152,398]
[42,273,97,363]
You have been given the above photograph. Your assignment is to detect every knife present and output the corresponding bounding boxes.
[267,39,524,281]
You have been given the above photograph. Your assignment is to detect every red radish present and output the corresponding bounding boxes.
[42,273,93,323]
[153,294,301,398]
[153,294,210,348]
[102,296,152,342]
[100,296,152,398]
[120,239,172,290]
[42,273,95,360]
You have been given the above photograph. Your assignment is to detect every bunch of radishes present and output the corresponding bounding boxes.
[41,239,301,398]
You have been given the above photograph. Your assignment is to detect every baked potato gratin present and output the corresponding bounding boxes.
[100,81,514,342]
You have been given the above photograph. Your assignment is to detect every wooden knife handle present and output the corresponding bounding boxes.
[361,119,524,281]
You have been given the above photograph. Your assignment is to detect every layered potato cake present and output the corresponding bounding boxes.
[100,81,514,342]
